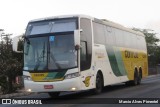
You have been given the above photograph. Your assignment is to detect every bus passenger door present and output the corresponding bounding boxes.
[80,41,94,89]
[80,18,94,90]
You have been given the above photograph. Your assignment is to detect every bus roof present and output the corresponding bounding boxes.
[29,14,94,22]
[29,14,144,37]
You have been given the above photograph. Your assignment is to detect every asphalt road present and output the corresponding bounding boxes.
[1,74,160,107]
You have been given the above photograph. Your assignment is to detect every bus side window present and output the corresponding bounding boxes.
[80,41,87,71]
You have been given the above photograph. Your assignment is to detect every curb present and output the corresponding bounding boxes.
[0,92,34,98]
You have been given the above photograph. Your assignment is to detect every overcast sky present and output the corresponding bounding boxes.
[0,0,160,38]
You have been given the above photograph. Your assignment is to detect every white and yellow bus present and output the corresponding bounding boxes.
[13,15,148,98]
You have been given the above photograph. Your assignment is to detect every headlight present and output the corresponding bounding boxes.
[64,72,80,79]
[23,75,32,81]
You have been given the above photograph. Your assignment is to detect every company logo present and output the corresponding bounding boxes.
[83,76,91,87]
[125,50,138,58]
[1,99,42,104]
[2,99,11,104]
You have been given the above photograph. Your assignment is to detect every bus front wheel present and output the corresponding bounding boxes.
[94,72,103,94]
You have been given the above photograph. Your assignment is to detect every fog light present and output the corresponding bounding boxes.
[27,89,32,92]
[71,87,76,91]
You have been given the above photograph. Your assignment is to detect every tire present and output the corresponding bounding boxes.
[133,71,139,85]
[137,69,142,85]
[48,92,60,98]
[94,73,103,94]
[137,76,141,85]
[125,81,131,86]
[137,73,142,85]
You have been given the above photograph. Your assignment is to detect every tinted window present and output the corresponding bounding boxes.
[114,28,124,47]
[131,33,137,49]
[80,18,92,71]
[93,22,105,44]
[137,36,146,50]
[105,26,115,46]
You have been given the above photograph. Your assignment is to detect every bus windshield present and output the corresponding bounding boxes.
[24,34,77,71]
[24,18,78,71]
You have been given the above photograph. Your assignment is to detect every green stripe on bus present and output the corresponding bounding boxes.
[44,71,66,80]
[114,47,127,75]
[106,46,122,76]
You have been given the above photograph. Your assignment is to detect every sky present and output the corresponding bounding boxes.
[0,0,160,38]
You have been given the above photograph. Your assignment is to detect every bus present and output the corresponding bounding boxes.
[13,15,148,98]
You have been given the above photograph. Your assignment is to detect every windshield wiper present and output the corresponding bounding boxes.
[34,42,46,70]
[50,52,61,69]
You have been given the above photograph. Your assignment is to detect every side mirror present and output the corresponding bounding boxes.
[12,36,23,53]
[74,29,82,49]
[75,44,81,50]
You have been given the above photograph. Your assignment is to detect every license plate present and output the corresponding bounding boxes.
[44,85,53,89]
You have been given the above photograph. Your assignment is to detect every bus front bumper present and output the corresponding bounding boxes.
[24,77,81,92]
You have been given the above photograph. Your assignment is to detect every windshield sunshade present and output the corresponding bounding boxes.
[26,18,77,35]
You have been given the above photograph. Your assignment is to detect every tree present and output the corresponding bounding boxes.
[132,28,160,67]
[0,30,23,94]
